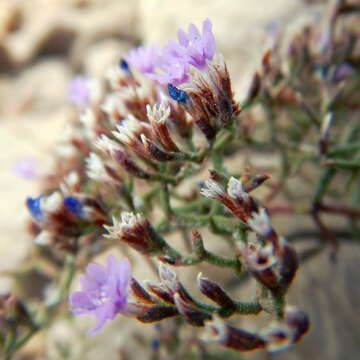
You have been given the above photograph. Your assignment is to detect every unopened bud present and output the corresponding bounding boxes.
[197,274,236,315]
[242,243,280,293]
[136,305,179,323]
[191,230,205,259]
[202,316,266,351]
[243,174,271,192]
[104,212,165,255]
[174,293,212,327]
[244,71,261,104]
[145,281,175,304]
[194,116,217,142]
[262,323,292,352]
[130,278,156,305]
[284,306,309,343]
[112,148,150,179]
[278,241,298,289]
[140,134,177,161]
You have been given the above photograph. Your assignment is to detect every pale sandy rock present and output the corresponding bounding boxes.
[81,39,132,77]
[276,243,360,360]
[0,1,21,40]
[1,59,71,117]
[3,0,139,66]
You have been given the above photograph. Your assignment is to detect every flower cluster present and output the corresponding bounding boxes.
[19,17,311,354]
[27,8,360,357]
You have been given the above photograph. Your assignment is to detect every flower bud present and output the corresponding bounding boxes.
[244,71,261,105]
[146,103,179,151]
[145,281,175,304]
[111,148,150,179]
[242,243,280,293]
[130,278,156,305]
[284,306,309,343]
[86,152,122,184]
[104,212,165,255]
[140,134,177,161]
[261,306,309,352]
[261,323,292,352]
[136,305,179,323]
[202,316,266,351]
[278,241,298,289]
[63,194,108,226]
[197,274,236,315]
[191,229,206,259]
[174,293,212,327]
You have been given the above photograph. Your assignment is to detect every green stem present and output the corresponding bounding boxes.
[325,159,360,170]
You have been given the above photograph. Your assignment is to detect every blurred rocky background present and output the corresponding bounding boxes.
[1,0,359,359]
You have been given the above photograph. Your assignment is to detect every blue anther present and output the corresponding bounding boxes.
[26,196,44,221]
[151,338,160,351]
[167,84,189,105]
[119,58,130,72]
[64,196,84,216]
[314,63,328,79]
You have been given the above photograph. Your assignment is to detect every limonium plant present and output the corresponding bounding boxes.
[2,1,360,358]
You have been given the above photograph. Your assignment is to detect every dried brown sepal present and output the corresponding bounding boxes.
[136,305,179,323]
[174,293,212,327]
[140,135,177,162]
[244,71,261,104]
[243,174,271,192]
[130,278,157,305]
[112,148,150,179]
[191,229,206,260]
[203,317,266,351]
[145,281,175,304]
[284,307,309,343]
[197,275,236,314]
[278,242,298,290]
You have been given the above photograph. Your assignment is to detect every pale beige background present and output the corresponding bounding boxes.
[1,1,359,359]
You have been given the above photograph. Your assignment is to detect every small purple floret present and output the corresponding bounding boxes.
[12,157,37,180]
[124,19,216,86]
[67,75,91,108]
[126,45,160,74]
[176,18,216,69]
[69,255,131,334]
[332,62,353,83]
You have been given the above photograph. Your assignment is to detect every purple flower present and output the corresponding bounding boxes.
[332,62,353,83]
[177,18,216,69]
[69,255,131,334]
[12,157,37,179]
[125,19,216,86]
[126,45,160,74]
[67,75,91,107]
[148,58,189,85]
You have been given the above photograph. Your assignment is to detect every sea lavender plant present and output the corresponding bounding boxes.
[3,2,360,359]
